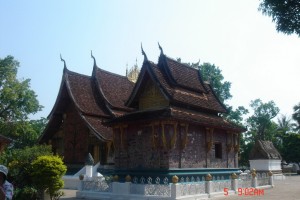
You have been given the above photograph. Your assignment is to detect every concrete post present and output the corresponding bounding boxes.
[251,177,257,188]
[268,171,274,187]
[205,181,212,194]
[78,180,84,191]
[231,179,238,192]
[205,174,213,195]
[230,173,238,192]
[251,169,257,188]
[171,183,180,199]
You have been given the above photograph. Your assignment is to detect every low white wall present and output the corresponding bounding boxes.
[63,176,80,189]
[249,159,281,171]
[64,162,103,189]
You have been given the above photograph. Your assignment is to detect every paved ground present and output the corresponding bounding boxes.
[216,175,300,200]
[60,175,300,200]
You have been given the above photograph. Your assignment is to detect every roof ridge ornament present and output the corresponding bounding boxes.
[158,42,164,55]
[141,43,148,62]
[91,50,97,67]
[60,54,67,69]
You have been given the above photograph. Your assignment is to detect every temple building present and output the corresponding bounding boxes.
[39,47,245,178]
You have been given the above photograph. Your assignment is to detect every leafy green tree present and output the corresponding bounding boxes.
[281,133,300,168]
[274,114,295,152]
[292,102,300,132]
[0,145,52,189]
[31,155,67,199]
[0,55,43,147]
[259,0,300,36]
[1,118,47,149]
[239,136,254,168]
[226,106,249,126]
[277,114,294,134]
[246,99,279,141]
[239,99,279,167]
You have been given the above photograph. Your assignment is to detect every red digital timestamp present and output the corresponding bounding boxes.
[224,187,264,196]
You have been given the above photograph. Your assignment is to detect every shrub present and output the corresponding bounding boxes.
[13,186,38,200]
[0,145,52,188]
[31,155,67,199]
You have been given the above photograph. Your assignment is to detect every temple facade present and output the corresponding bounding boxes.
[39,56,134,170]
[39,47,244,177]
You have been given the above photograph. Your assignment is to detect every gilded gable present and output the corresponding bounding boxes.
[139,80,169,110]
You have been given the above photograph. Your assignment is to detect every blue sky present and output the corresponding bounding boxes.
[1,0,300,120]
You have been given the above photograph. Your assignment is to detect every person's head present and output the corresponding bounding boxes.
[0,165,8,184]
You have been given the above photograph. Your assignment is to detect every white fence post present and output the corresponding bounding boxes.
[171,183,180,199]
[205,174,212,195]
[171,175,180,199]
[268,171,274,187]
[231,173,238,192]
[251,169,257,188]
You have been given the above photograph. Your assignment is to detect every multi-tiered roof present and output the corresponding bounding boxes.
[40,48,244,143]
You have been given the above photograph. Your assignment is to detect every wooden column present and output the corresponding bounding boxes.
[205,128,214,168]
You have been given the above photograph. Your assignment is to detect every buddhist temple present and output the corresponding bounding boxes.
[39,46,245,178]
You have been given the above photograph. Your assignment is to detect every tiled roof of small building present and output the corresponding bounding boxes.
[249,140,282,160]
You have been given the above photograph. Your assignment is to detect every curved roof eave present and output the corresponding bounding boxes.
[80,114,112,142]
[204,83,228,113]
[47,69,68,119]
[93,66,134,115]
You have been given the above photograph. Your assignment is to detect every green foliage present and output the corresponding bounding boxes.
[199,62,232,103]
[0,55,44,148]
[225,106,249,126]
[0,55,42,121]
[259,0,300,36]
[292,102,300,132]
[1,118,48,149]
[239,135,254,167]
[14,186,38,200]
[238,99,280,167]
[31,155,67,199]
[246,99,279,140]
[0,145,52,191]
[281,133,300,164]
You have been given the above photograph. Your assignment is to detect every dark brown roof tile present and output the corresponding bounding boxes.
[66,71,108,117]
[95,67,134,111]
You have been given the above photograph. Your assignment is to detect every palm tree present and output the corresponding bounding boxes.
[292,103,300,132]
[277,114,294,135]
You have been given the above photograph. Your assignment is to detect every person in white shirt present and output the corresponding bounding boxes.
[0,165,13,200]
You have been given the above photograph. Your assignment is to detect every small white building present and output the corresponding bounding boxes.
[249,140,285,180]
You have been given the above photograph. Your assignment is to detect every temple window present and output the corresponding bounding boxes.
[214,143,222,159]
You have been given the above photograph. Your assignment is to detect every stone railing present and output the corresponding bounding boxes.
[77,170,274,199]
